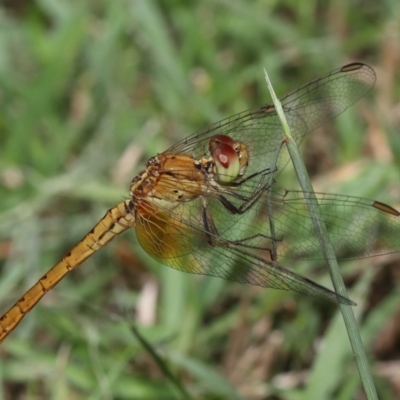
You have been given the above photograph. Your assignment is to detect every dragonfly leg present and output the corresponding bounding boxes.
[216,170,275,214]
[201,198,281,260]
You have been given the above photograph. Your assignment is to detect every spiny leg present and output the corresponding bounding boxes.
[201,199,281,260]
[217,167,275,214]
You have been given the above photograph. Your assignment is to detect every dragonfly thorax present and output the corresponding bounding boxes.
[130,153,210,212]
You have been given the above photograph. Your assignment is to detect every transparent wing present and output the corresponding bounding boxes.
[204,188,400,261]
[165,63,376,177]
[134,200,354,305]
[134,175,400,304]
[134,63,385,304]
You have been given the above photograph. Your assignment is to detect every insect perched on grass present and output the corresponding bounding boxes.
[1,62,399,343]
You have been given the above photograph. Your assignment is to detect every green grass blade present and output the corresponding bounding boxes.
[263,68,378,400]
[128,323,193,400]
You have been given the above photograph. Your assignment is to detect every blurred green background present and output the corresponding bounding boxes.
[1,1,400,399]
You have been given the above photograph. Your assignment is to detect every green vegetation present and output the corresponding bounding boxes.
[1,1,400,399]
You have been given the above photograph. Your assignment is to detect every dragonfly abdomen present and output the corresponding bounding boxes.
[0,200,134,343]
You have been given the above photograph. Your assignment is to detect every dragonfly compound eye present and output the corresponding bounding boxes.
[210,141,240,183]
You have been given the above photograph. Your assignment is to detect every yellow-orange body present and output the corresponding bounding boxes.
[0,152,214,341]
[2,62,397,345]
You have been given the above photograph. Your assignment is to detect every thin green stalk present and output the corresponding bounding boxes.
[263,68,378,400]
[129,323,194,400]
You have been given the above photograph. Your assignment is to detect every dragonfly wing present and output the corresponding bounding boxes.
[279,63,376,142]
[268,190,400,260]
[204,185,400,261]
[165,63,375,177]
[134,200,354,304]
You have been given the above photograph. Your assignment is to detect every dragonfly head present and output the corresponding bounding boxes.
[209,135,249,183]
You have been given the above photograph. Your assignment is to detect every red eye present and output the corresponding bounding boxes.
[208,134,249,183]
[211,134,235,146]
[213,142,237,168]
[209,140,240,183]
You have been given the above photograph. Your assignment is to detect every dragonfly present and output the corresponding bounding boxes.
[1,62,399,343]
